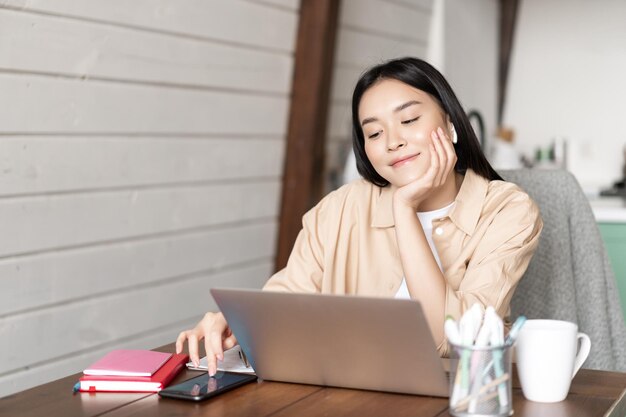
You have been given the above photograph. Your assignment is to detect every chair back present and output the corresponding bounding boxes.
[501,169,626,371]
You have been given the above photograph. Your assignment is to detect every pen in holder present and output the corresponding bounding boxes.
[449,342,512,417]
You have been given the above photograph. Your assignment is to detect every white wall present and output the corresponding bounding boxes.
[334,0,498,187]
[326,0,434,191]
[0,0,298,397]
[440,0,498,147]
[504,0,626,190]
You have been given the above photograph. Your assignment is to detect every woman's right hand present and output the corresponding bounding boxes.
[175,311,238,376]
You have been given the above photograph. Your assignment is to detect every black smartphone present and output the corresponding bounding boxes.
[158,372,257,401]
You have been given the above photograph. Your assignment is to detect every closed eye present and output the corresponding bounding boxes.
[401,117,419,125]
[368,130,382,139]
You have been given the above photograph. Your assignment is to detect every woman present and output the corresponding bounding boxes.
[176,57,543,376]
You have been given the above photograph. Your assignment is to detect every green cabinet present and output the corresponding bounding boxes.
[598,223,626,325]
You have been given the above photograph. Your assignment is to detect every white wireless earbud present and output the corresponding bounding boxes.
[450,124,458,144]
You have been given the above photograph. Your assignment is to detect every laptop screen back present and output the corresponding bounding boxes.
[211,289,448,397]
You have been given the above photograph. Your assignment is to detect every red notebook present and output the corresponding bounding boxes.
[83,350,172,376]
[79,353,189,392]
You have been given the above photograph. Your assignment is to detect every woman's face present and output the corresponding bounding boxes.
[358,78,450,188]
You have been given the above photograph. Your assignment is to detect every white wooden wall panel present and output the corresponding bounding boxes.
[0,137,283,195]
[0,9,292,94]
[247,0,300,11]
[330,66,361,103]
[326,139,350,188]
[0,181,279,256]
[335,28,427,69]
[0,261,273,376]
[0,0,297,52]
[0,321,191,398]
[341,0,430,42]
[0,74,289,134]
[0,221,276,316]
[325,0,433,191]
[388,0,433,11]
[328,102,352,139]
[0,0,297,397]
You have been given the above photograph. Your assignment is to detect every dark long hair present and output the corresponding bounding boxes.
[351,57,502,187]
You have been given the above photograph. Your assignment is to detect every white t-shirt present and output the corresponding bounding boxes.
[395,201,456,299]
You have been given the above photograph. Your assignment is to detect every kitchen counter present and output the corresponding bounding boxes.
[588,196,626,223]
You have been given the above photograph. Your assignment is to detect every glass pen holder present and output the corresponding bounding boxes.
[448,343,513,417]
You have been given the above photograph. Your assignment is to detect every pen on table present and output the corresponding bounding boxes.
[239,348,250,368]
[72,382,80,394]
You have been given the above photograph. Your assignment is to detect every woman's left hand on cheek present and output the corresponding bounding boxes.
[393,127,457,210]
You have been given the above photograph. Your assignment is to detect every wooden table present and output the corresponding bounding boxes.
[2,343,625,417]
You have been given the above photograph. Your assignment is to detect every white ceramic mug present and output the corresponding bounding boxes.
[515,319,591,403]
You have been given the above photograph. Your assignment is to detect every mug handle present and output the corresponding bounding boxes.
[571,332,591,378]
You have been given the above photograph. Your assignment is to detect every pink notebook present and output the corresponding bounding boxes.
[83,350,172,376]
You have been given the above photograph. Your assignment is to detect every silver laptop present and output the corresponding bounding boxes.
[210,288,449,397]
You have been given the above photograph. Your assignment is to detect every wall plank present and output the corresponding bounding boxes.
[327,102,352,139]
[248,0,300,11]
[0,9,292,94]
[335,28,427,69]
[341,0,430,42]
[0,261,273,374]
[0,320,191,398]
[330,65,362,103]
[387,0,433,12]
[0,0,296,397]
[0,221,276,317]
[0,0,297,52]
[0,137,284,196]
[0,74,289,134]
[326,140,352,183]
[0,181,279,257]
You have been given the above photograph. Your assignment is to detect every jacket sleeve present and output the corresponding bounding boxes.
[440,193,543,355]
[263,200,327,293]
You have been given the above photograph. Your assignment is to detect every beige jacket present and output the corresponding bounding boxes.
[264,169,543,355]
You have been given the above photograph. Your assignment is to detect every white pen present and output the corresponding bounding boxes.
[456,304,483,402]
[462,304,484,346]
[446,316,463,406]
[445,316,461,345]
[474,306,494,347]
[468,307,493,413]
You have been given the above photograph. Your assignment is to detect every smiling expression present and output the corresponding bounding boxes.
[359,79,451,188]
